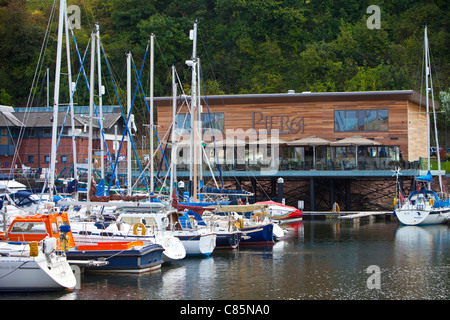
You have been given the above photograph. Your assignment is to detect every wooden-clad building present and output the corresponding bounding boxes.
[155,90,433,163]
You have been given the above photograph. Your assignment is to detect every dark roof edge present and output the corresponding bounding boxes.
[150,90,438,108]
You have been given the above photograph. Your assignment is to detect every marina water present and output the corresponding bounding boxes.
[2,218,449,300]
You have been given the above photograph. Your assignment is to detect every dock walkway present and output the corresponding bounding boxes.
[302,211,393,220]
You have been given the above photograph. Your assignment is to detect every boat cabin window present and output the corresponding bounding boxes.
[51,222,58,234]
[121,217,143,225]
[142,218,158,229]
[10,222,47,234]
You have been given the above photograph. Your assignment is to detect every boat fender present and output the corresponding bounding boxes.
[429,198,434,206]
[235,218,244,229]
[133,223,146,236]
[42,237,57,254]
[393,198,397,207]
[162,217,169,228]
[253,212,262,222]
[333,202,340,213]
[29,241,39,257]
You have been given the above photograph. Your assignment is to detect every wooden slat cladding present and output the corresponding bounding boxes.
[156,93,429,161]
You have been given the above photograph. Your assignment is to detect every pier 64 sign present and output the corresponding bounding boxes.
[251,111,304,134]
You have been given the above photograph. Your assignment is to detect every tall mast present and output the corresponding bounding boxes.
[87,32,96,202]
[49,0,66,200]
[127,52,132,195]
[170,65,177,199]
[150,34,155,194]
[425,27,444,192]
[96,23,105,187]
[64,4,78,190]
[187,21,198,202]
[424,26,430,174]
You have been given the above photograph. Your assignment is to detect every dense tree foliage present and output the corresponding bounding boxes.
[0,0,448,142]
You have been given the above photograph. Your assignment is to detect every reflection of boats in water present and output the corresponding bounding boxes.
[394,224,450,260]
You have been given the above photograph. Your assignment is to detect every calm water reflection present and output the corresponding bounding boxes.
[2,219,449,300]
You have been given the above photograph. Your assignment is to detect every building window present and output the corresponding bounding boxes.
[61,155,67,163]
[28,156,34,163]
[0,128,8,145]
[43,128,52,137]
[27,128,35,137]
[335,109,388,132]
[175,113,224,135]
[44,156,50,163]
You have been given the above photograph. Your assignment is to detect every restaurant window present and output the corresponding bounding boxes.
[175,113,224,135]
[335,109,388,132]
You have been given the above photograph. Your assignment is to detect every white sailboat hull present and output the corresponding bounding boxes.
[173,230,216,256]
[70,221,186,263]
[0,242,76,291]
[395,205,450,226]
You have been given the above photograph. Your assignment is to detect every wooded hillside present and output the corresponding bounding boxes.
[0,0,448,142]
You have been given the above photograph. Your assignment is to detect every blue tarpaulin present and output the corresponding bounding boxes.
[416,170,433,182]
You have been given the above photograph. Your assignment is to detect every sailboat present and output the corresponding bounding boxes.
[0,238,76,291]
[0,199,76,291]
[394,27,449,226]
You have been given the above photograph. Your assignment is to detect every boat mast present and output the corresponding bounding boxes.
[150,34,155,194]
[425,27,444,193]
[170,65,177,200]
[87,32,96,203]
[187,21,198,202]
[96,23,105,187]
[127,52,132,195]
[49,0,66,201]
[424,26,431,177]
[64,4,78,192]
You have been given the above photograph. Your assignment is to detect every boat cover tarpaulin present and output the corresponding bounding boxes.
[199,186,252,196]
[416,170,433,182]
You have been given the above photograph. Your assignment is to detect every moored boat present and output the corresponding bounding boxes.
[69,212,186,263]
[395,186,449,226]
[255,200,303,223]
[213,204,275,246]
[0,237,76,291]
[393,27,450,226]
[1,209,165,273]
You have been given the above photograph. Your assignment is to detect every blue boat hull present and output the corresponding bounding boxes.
[215,232,242,249]
[65,244,165,273]
[239,223,274,246]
